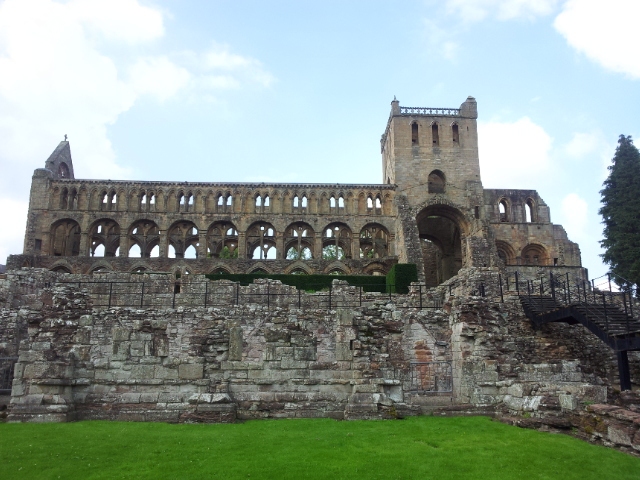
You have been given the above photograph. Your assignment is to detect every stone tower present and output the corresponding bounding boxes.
[381,97,496,285]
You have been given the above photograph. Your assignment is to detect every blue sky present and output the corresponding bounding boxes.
[0,0,638,279]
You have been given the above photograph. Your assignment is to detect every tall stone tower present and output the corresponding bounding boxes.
[381,97,496,285]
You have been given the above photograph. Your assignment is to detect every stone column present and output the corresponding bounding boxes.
[79,232,90,257]
[237,232,247,259]
[197,231,207,259]
[158,231,168,258]
[351,236,360,260]
[314,233,323,260]
[275,233,284,259]
[119,233,128,257]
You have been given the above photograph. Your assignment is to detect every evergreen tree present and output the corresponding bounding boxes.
[599,135,640,291]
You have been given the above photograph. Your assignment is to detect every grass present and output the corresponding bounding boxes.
[0,416,638,479]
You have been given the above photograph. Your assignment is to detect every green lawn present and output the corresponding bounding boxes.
[0,416,638,479]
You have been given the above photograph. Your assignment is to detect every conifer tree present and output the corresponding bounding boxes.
[599,135,640,291]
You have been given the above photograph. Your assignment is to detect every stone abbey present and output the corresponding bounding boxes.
[7,96,638,447]
[9,96,585,284]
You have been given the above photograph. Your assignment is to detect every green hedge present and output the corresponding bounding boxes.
[386,263,418,294]
[205,263,418,294]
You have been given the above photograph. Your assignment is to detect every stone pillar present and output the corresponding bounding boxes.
[351,237,360,260]
[158,231,168,258]
[275,233,284,259]
[79,232,90,257]
[237,232,247,259]
[314,234,323,260]
[197,231,207,259]
[119,233,128,257]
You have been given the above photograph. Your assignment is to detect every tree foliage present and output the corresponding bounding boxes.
[599,135,640,291]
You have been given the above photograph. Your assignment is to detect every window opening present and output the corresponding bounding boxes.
[256,196,262,207]
[432,124,439,146]
[411,122,419,145]
[330,196,336,208]
[264,195,270,207]
[427,170,445,194]
[338,196,344,208]
[499,200,508,222]
[452,124,459,143]
[293,196,299,208]
[226,195,232,206]
[367,197,373,209]
[301,196,307,208]
[525,202,532,223]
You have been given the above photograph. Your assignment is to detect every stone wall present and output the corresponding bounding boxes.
[3,268,638,429]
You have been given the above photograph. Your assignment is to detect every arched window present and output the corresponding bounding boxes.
[226,194,232,206]
[285,223,314,260]
[59,188,68,210]
[428,170,445,194]
[322,223,351,260]
[330,196,336,208]
[338,196,344,209]
[293,195,299,208]
[109,191,117,210]
[301,196,308,208]
[167,221,199,259]
[207,221,238,258]
[129,220,160,258]
[58,162,70,179]
[525,199,535,222]
[217,195,224,206]
[521,244,548,265]
[264,195,270,207]
[375,196,382,212]
[359,224,389,259]
[50,219,81,256]
[452,123,459,143]
[499,199,508,222]
[432,123,439,146]
[411,122,419,145]
[255,195,262,207]
[89,219,121,257]
[247,222,276,260]
[367,196,373,210]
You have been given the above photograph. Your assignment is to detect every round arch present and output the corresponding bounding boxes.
[416,204,468,287]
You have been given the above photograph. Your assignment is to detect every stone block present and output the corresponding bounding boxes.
[229,326,243,361]
[559,394,578,411]
[293,347,316,361]
[337,309,354,326]
[112,328,130,342]
[178,364,203,380]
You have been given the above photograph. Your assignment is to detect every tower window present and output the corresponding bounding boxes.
[432,124,439,146]
[428,170,445,194]
[452,124,459,143]
[411,122,418,145]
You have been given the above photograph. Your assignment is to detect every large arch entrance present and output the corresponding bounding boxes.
[417,205,468,287]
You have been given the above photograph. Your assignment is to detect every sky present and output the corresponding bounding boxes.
[0,0,638,279]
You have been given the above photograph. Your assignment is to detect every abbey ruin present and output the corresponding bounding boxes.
[1,97,639,452]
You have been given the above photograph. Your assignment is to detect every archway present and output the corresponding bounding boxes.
[416,204,468,287]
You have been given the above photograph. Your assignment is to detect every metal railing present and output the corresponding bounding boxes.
[58,281,447,310]
[514,271,640,337]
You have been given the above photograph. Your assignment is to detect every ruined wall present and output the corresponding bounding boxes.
[3,268,637,426]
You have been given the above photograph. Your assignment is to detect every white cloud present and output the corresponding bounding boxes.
[0,0,273,261]
[560,193,589,239]
[0,198,28,265]
[129,56,191,101]
[564,131,603,159]
[445,0,559,23]
[423,19,460,61]
[554,0,640,79]
[478,117,553,188]
[68,0,164,44]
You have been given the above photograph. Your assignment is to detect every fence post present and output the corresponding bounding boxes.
[550,272,555,301]
[629,287,634,318]
[172,284,176,309]
[602,293,609,332]
[540,277,543,297]
[140,282,144,308]
[623,290,629,334]
[329,283,332,310]
[608,273,612,292]
[499,274,504,303]
[506,273,510,292]
[566,273,571,304]
[108,282,113,308]
[515,271,519,296]
[204,282,208,308]
[298,288,301,309]
[419,284,423,309]
[236,282,240,306]
[360,286,362,307]
[267,282,270,309]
